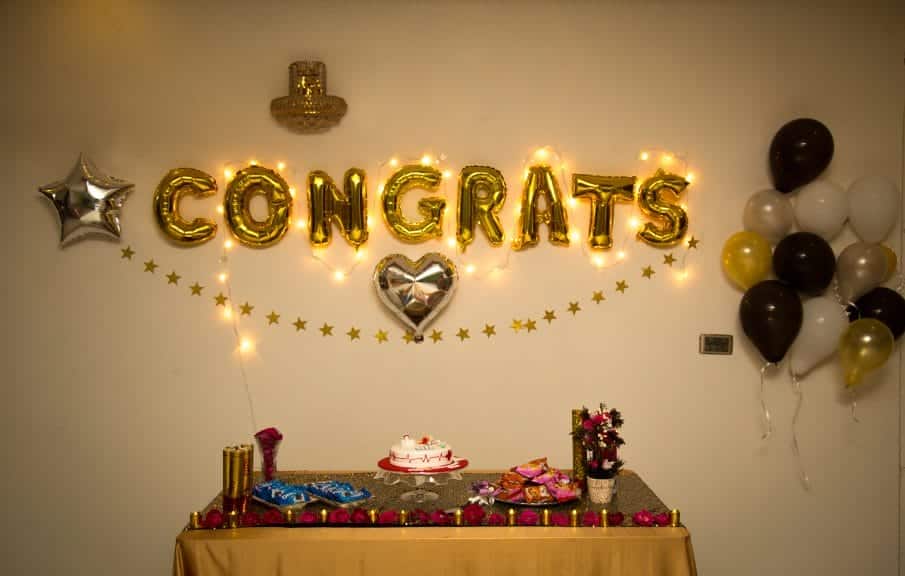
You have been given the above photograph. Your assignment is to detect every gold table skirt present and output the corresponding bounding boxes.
[174,470,697,576]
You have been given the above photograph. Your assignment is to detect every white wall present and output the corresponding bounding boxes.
[3,1,904,574]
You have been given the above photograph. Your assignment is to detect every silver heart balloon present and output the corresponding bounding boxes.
[374,253,458,342]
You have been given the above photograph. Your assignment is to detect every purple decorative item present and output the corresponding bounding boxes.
[255,427,283,481]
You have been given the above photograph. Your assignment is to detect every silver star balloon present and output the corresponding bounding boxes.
[39,155,134,246]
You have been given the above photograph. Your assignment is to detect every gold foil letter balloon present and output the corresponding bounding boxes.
[456,165,506,248]
[153,168,218,245]
[381,165,446,243]
[224,165,293,248]
[637,169,689,247]
[307,169,368,248]
[572,174,636,249]
[512,165,570,250]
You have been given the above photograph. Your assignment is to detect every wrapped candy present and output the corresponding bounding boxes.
[514,457,547,478]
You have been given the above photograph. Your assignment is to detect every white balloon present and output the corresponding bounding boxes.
[793,180,848,241]
[743,189,795,244]
[789,297,849,378]
[848,176,900,243]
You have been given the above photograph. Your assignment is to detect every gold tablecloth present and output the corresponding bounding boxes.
[174,470,696,576]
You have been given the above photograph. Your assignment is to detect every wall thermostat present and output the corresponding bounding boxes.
[699,334,733,355]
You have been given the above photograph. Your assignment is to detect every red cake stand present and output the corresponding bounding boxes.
[375,457,469,503]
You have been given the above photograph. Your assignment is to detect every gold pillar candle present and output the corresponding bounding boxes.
[570,509,579,527]
[670,509,681,527]
[507,508,516,526]
[399,509,408,526]
[454,509,463,526]
[368,509,378,525]
[571,409,587,485]
[319,508,328,523]
[189,511,202,530]
[285,509,297,524]
[600,509,608,527]
[226,510,239,529]
[222,447,234,495]
[228,447,242,500]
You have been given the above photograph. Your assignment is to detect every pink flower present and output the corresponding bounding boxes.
[653,512,670,527]
[632,509,655,527]
[262,509,284,525]
[607,511,624,526]
[203,509,224,529]
[430,509,451,525]
[591,413,605,425]
[582,419,595,431]
[350,508,369,524]
[582,511,600,527]
[299,511,318,524]
[517,510,539,526]
[378,510,399,525]
[487,513,506,526]
[240,511,259,527]
[328,509,350,524]
[410,509,431,525]
[551,512,569,527]
[463,504,485,526]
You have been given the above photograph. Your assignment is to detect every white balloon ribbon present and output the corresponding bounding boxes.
[789,373,811,490]
[759,362,774,440]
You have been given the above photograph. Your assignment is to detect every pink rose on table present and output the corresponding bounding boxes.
[607,511,624,526]
[551,512,569,527]
[350,508,369,524]
[378,510,399,525]
[410,509,431,525]
[653,512,670,527]
[262,509,284,525]
[240,511,260,526]
[582,511,600,527]
[328,509,350,524]
[488,513,506,526]
[462,504,485,526]
[632,509,655,527]
[203,509,224,529]
[299,511,318,524]
[430,510,451,525]
[517,510,539,526]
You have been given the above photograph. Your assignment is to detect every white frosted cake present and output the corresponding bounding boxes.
[389,435,453,469]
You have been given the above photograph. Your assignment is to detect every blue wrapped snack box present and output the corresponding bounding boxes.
[252,479,314,509]
[304,480,371,505]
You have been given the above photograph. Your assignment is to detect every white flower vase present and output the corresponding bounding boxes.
[587,477,615,504]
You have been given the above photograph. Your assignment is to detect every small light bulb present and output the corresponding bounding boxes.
[569,230,580,243]
[334,270,345,281]
[355,249,366,261]
[289,187,296,198]
[680,203,688,211]
[640,151,649,161]
[377,183,385,194]
[223,307,232,319]
[522,169,530,182]
[250,159,258,166]
[442,170,452,179]
[662,153,672,164]
[535,148,548,160]
[389,157,399,167]
[224,168,233,181]
[295,220,305,230]
[224,239,234,250]
[628,216,641,230]
[277,162,286,172]
[218,272,228,283]
[593,255,605,268]
[446,237,456,248]
[367,215,374,229]
[567,197,578,208]
[617,251,626,260]
[420,154,432,166]
[216,205,224,215]
[465,264,476,275]
[686,172,695,184]
[239,338,253,353]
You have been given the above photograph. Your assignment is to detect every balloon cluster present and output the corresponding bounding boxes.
[722,118,902,389]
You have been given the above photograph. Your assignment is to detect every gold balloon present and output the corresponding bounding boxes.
[224,165,292,248]
[721,230,772,291]
[881,244,898,282]
[572,173,636,249]
[153,168,218,245]
[456,165,506,248]
[512,165,570,250]
[381,165,446,243]
[307,168,368,248]
[637,169,689,247]
[839,318,894,388]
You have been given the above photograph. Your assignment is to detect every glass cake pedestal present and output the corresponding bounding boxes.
[375,458,469,503]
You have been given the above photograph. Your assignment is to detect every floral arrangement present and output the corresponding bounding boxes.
[572,403,625,479]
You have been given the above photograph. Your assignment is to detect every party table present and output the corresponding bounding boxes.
[173,470,697,576]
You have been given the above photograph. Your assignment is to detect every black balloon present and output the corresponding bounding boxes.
[769,118,834,193]
[852,287,905,339]
[772,232,836,295]
[740,280,803,363]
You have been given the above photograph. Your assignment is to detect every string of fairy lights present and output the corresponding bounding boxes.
[124,147,699,358]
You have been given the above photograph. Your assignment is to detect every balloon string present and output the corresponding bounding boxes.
[790,374,811,490]
[759,362,773,440]
[851,395,860,424]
